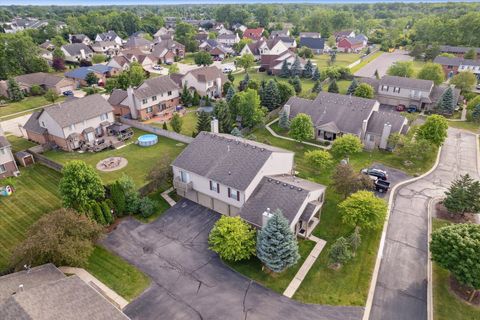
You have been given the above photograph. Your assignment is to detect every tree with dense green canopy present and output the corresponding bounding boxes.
[354,83,375,99]
[387,61,414,78]
[232,89,265,129]
[168,63,180,75]
[430,223,480,301]
[305,149,334,171]
[85,72,99,86]
[194,51,213,66]
[117,174,140,214]
[416,114,448,146]
[331,134,363,158]
[328,79,339,93]
[175,22,197,52]
[170,113,183,133]
[464,48,477,60]
[59,160,104,211]
[312,80,322,94]
[312,67,321,81]
[280,59,290,78]
[7,78,24,102]
[435,87,454,115]
[278,109,290,129]
[11,209,102,270]
[92,54,106,64]
[92,202,106,225]
[290,56,302,77]
[338,190,388,230]
[101,201,114,225]
[233,38,252,53]
[109,181,126,216]
[180,84,192,106]
[44,89,59,104]
[328,237,352,266]
[467,95,480,110]
[208,216,256,261]
[303,59,314,78]
[443,174,480,215]
[417,62,445,85]
[116,62,146,90]
[290,76,302,94]
[450,71,477,92]
[277,82,295,104]
[261,80,281,111]
[226,85,236,102]
[346,78,358,95]
[289,113,314,142]
[331,163,374,198]
[472,104,480,123]
[196,111,211,134]
[236,54,255,73]
[213,101,232,133]
[256,209,300,273]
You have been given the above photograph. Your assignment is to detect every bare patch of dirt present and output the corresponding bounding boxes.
[434,202,475,223]
[449,275,480,307]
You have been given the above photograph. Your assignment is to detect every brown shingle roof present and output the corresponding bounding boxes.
[187,66,227,83]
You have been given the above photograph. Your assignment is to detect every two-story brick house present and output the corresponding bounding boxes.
[172,131,326,237]
[433,56,480,79]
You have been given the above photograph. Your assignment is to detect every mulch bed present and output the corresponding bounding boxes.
[434,202,475,223]
[449,275,480,307]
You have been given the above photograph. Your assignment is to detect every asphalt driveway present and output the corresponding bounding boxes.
[103,200,363,320]
[354,50,413,78]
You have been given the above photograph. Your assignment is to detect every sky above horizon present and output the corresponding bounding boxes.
[1,0,477,6]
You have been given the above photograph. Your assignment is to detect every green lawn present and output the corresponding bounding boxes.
[7,135,37,153]
[182,53,196,65]
[150,111,198,137]
[86,245,150,301]
[311,53,361,69]
[43,128,186,187]
[448,120,479,133]
[0,165,62,271]
[432,219,480,320]
[350,51,383,74]
[225,239,316,294]
[135,188,172,223]
[238,127,437,305]
[0,96,65,119]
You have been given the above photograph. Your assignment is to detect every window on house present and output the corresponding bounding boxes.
[142,98,148,104]
[168,91,172,96]
[381,85,389,91]
[100,113,108,121]
[0,148,5,155]
[0,164,5,174]
[70,124,75,130]
[152,96,157,101]
[448,65,453,69]
[393,87,401,93]
[210,181,220,193]
[146,106,153,113]
[228,187,240,201]
[180,171,190,183]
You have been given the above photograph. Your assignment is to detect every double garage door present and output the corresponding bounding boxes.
[197,193,231,216]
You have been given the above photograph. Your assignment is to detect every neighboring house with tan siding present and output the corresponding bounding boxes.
[181,66,228,98]
[172,131,326,237]
[0,73,74,98]
[23,95,114,151]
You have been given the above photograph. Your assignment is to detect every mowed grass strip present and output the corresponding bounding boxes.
[86,245,150,301]
[0,164,62,271]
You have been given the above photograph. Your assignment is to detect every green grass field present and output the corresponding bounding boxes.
[350,51,383,74]
[0,165,62,271]
[135,188,172,223]
[150,111,199,137]
[432,219,480,320]
[225,239,316,294]
[311,53,361,69]
[44,128,186,187]
[86,245,150,301]
[6,135,37,153]
[0,96,65,119]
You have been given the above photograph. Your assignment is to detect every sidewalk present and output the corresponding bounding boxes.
[161,187,176,206]
[283,235,327,298]
[59,266,129,310]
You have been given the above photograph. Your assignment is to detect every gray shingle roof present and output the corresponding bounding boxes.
[134,76,179,100]
[379,75,434,92]
[23,111,47,135]
[15,72,66,87]
[287,92,377,136]
[433,56,480,67]
[439,45,480,54]
[108,89,128,106]
[124,36,152,49]
[366,111,406,135]
[187,66,228,83]
[430,85,461,107]
[0,266,128,320]
[299,37,325,50]
[97,31,120,41]
[61,43,93,56]
[240,175,325,227]
[172,132,292,191]
[43,94,112,127]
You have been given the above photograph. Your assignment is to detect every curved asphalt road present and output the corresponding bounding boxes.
[369,128,479,320]
[103,200,363,320]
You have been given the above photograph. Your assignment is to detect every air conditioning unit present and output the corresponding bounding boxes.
[13,171,21,177]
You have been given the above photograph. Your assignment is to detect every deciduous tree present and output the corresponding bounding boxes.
[416,114,448,146]
[338,190,388,230]
[354,83,375,99]
[450,71,477,92]
[331,134,363,158]
[194,51,213,66]
[417,62,445,85]
[289,113,314,142]
[209,216,256,261]
[387,61,414,78]
[304,149,334,171]
[236,53,255,73]
[331,163,374,198]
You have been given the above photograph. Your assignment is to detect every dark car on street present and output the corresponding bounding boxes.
[361,168,388,180]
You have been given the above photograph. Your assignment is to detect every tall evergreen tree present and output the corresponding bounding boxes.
[230,127,242,137]
[290,56,302,77]
[192,91,200,106]
[472,104,480,123]
[280,60,290,78]
[291,76,302,94]
[278,109,290,129]
[226,86,236,102]
[302,59,314,78]
[256,209,300,273]
[262,80,281,111]
[196,111,211,133]
[328,79,339,93]
[311,80,322,93]
[346,78,359,95]
[7,78,24,102]
[312,67,321,81]
[238,73,250,91]
[213,101,232,133]
[180,84,191,106]
[436,87,454,115]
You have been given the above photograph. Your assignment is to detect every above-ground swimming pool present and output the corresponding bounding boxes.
[138,134,158,147]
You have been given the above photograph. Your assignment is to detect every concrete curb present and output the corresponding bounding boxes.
[427,197,442,320]
[265,118,331,150]
[362,145,443,320]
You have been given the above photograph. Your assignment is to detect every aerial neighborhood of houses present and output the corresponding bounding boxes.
[1,3,480,320]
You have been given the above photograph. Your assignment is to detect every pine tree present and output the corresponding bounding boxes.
[180,84,191,106]
[213,101,232,133]
[262,80,281,111]
[290,56,302,77]
[101,201,114,225]
[256,209,300,273]
[230,127,242,137]
[162,122,168,130]
[472,104,480,123]
[312,67,321,81]
[196,111,211,133]
[328,237,352,265]
[436,87,454,115]
[348,226,362,253]
[238,73,250,91]
[302,59,314,78]
[7,78,24,102]
[226,86,236,102]
[278,109,290,129]
[280,60,290,78]
[291,76,302,94]
[93,202,107,225]
[109,182,126,216]
[311,80,322,93]
[170,113,183,133]
[328,79,339,93]
[192,91,200,106]
[346,78,359,95]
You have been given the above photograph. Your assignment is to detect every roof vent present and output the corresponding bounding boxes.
[268,178,272,182]
[276,180,280,184]
[252,146,256,149]
[228,171,231,175]
[298,188,302,191]
[260,148,264,151]
[283,183,287,186]
[290,185,294,189]
[236,140,240,144]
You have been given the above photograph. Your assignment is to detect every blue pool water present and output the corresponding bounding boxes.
[138,134,158,147]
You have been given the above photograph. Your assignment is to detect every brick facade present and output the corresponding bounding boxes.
[0,160,17,178]
[138,97,180,120]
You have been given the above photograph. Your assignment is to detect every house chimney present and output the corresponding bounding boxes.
[379,122,392,149]
[283,104,291,118]
[126,87,138,120]
[211,117,219,134]
[361,119,368,140]
[80,48,86,60]
[262,208,273,227]
[18,284,24,292]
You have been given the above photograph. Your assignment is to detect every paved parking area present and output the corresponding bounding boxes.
[103,200,363,320]
[355,50,412,78]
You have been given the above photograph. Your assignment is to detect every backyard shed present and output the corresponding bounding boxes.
[15,151,35,167]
